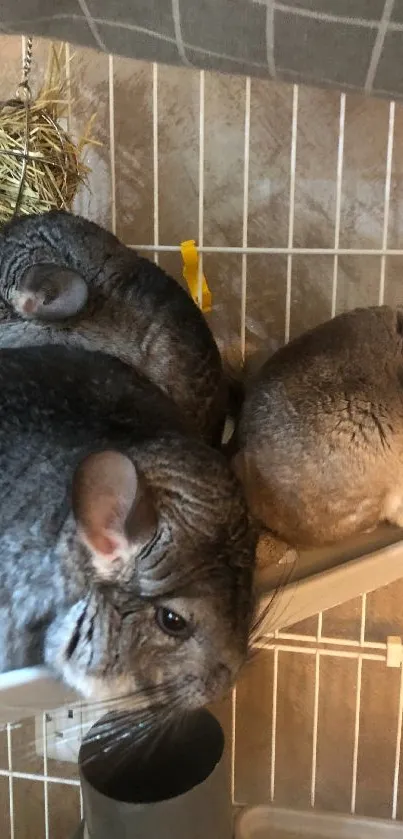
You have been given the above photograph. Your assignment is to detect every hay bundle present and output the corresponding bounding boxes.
[0,43,96,224]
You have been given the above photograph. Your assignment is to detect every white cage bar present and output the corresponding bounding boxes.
[331,92,345,317]
[284,84,298,344]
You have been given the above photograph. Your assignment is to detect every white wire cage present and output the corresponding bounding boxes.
[0,33,403,839]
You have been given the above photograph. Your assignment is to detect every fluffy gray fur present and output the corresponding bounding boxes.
[0,344,255,711]
[0,210,225,444]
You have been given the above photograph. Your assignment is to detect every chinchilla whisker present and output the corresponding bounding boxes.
[249,559,296,642]
[83,713,158,744]
[15,705,167,765]
[78,681,178,714]
[83,705,167,739]
[80,715,167,770]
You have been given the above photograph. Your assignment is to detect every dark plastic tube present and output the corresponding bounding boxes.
[78,708,233,838]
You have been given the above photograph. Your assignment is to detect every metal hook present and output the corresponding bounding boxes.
[16,36,33,101]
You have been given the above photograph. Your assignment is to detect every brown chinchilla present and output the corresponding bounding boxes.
[233,306,403,548]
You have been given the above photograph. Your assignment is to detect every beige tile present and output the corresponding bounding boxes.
[315,656,357,813]
[355,659,401,819]
[235,651,275,804]
[321,597,363,641]
[248,79,293,250]
[339,95,391,251]
[0,777,10,838]
[288,254,333,341]
[335,256,382,314]
[13,779,45,839]
[11,717,43,777]
[273,651,316,809]
[382,256,403,308]
[386,104,403,251]
[48,783,81,839]
[0,726,9,772]
[292,86,342,251]
[285,616,320,637]
[157,63,201,247]
[365,579,403,644]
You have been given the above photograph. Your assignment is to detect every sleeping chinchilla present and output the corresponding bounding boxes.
[0,209,226,445]
[234,305,403,548]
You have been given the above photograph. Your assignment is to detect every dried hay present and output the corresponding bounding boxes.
[0,45,98,223]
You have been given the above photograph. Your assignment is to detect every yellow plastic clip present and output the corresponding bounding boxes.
[180,239,212,313]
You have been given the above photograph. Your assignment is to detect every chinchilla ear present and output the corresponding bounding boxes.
[72,451,158,577]
[13,263,88,320]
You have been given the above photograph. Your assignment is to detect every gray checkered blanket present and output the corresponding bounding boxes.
[0,1,401,99]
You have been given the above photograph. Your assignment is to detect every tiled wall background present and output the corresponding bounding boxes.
[1,34,403,837]
[2,2,403,100]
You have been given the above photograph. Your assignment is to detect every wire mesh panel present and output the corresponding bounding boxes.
[234,584,403,818]
[0,32,403,838]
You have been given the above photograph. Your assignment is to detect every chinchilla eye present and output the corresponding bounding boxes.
[155,606,191,640]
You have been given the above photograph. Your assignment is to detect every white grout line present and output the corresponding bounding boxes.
[275,2,381,28]
[365,0,395,95]
[77,0,108,51]
[171,0,193,66]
